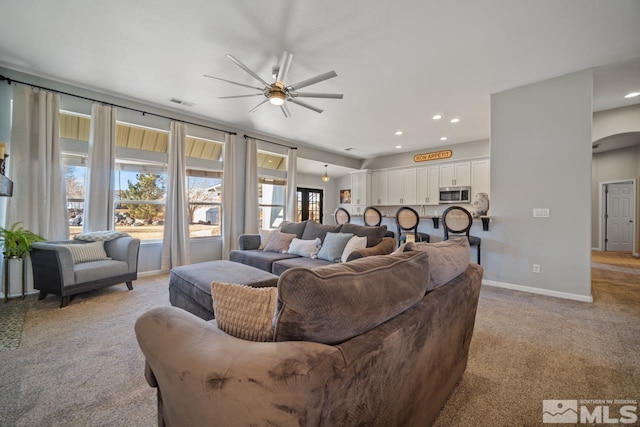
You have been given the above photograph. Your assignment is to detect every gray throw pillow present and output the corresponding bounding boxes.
[317,232,353,262]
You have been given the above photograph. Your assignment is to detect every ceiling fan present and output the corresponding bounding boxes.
[204,51,343,118]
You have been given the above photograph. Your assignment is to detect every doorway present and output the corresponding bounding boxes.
[297,188,323,223]
[600,180,636,252]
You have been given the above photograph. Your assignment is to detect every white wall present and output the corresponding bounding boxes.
[488,70,593,301]
[591,144,640,248]
[593,104,640,142]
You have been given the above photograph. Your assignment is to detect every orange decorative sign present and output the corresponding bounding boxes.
[413,150,452,162]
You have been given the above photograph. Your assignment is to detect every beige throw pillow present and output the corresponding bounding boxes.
[405,237,470,291]
[211,281,278,342]
[258,228,279,250]
[340,235,368,263]
[60,241,110,264]
[262,231,297,253]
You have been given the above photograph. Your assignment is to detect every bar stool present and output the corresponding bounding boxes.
[334,207,351,225]
[395,206,430,246]
[442,206,481,264]
[364,206,395,239]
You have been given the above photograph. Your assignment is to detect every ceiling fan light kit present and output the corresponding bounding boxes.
[205,51,343,117]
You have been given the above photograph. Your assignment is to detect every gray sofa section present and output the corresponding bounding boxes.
[230,220,395,275]
[136,252,484,426]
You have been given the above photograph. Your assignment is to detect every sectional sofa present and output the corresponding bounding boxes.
[229,220,396,275]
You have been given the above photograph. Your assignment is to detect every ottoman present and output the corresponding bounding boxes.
[169,260,279,321]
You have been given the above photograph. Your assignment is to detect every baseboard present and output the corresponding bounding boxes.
[138,269,169,278]
[591,247,601,251]
[633,252,640,258]
[482,279,593,303]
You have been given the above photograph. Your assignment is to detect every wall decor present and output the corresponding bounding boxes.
[413,150,452,163]
[340,189,351,204]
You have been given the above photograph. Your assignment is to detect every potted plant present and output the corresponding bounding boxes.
[0,222,45,259]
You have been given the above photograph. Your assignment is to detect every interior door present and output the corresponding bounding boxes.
[606,182,634,252]
[297,188,323,223]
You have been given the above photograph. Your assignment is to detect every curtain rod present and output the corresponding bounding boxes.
[244,134,297,150]
[0,74,237,135]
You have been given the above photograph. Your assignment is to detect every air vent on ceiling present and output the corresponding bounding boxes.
[344,147,356,151]
[169,98,196,107]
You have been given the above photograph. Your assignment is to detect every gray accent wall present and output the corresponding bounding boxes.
[489,70,593,299]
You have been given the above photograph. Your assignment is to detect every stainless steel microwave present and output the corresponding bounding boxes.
[439,186,471,204]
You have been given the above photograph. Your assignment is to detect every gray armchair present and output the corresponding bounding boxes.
[31,236,140,307]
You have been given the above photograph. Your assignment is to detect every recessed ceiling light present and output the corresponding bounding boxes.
[450,117,460,123]
[440,137,448,141]
[432,114,442,120]
[395,145,402,149]
[624,92,640,99]
[395,130,403,136]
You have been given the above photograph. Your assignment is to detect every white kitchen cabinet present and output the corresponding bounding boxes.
[471,159,490,196]
[350,170,371,214]
[439,161,471,187]
[371,171,388,205]
[417,165,440,205]
[386,169,417,205]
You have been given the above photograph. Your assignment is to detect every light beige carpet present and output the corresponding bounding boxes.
[0,261,638,426]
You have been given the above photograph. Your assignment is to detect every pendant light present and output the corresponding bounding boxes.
[321,164,330,182]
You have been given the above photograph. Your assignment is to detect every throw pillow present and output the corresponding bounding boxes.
[405,237,470,291]
[288,238,322,258]
[317,232,353,262]
[262,231,297,253]
[211,281,278,342]
[258,229,278,250]
[340,235,368,263]
[338,223,386,247]
[61,241,110,264]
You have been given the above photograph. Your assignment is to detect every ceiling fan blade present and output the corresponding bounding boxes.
[249,99,269,113]
[276,51,293,83]
[226,54,271,87]
[218,94,264,99]
[281,104,291,118]
[203,75,264,90]
[287,71,337,91]
[290,92,344,99]
[288,98,323,114]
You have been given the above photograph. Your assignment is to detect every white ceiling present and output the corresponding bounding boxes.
[1,1,639,160]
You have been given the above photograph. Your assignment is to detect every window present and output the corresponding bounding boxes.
[187,170,222,238]
[64,159,87,238]
[259,179,286,229]
[114,162,167,240]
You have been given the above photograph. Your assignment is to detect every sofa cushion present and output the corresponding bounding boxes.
[288,238,321,258]
[405,237,470,291]
[301,221,342,242]
[73,259,128,284]
[273,251,430,344]
[280,221,308,239]
[271,257,333,276]
[262,232,297,253]
[62,241,110,264]
[317,232,353,262]
[339,223,386,248]
[341,235,368,263]
[211,281,278,341]
[229,249,299,273]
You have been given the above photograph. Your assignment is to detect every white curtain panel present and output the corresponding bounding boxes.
[83,103,116,232]
[222,133,238,259]
[161,121,191,270]
[285,147,298,221]
[7,85,68,240]
[244,137,259,234]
